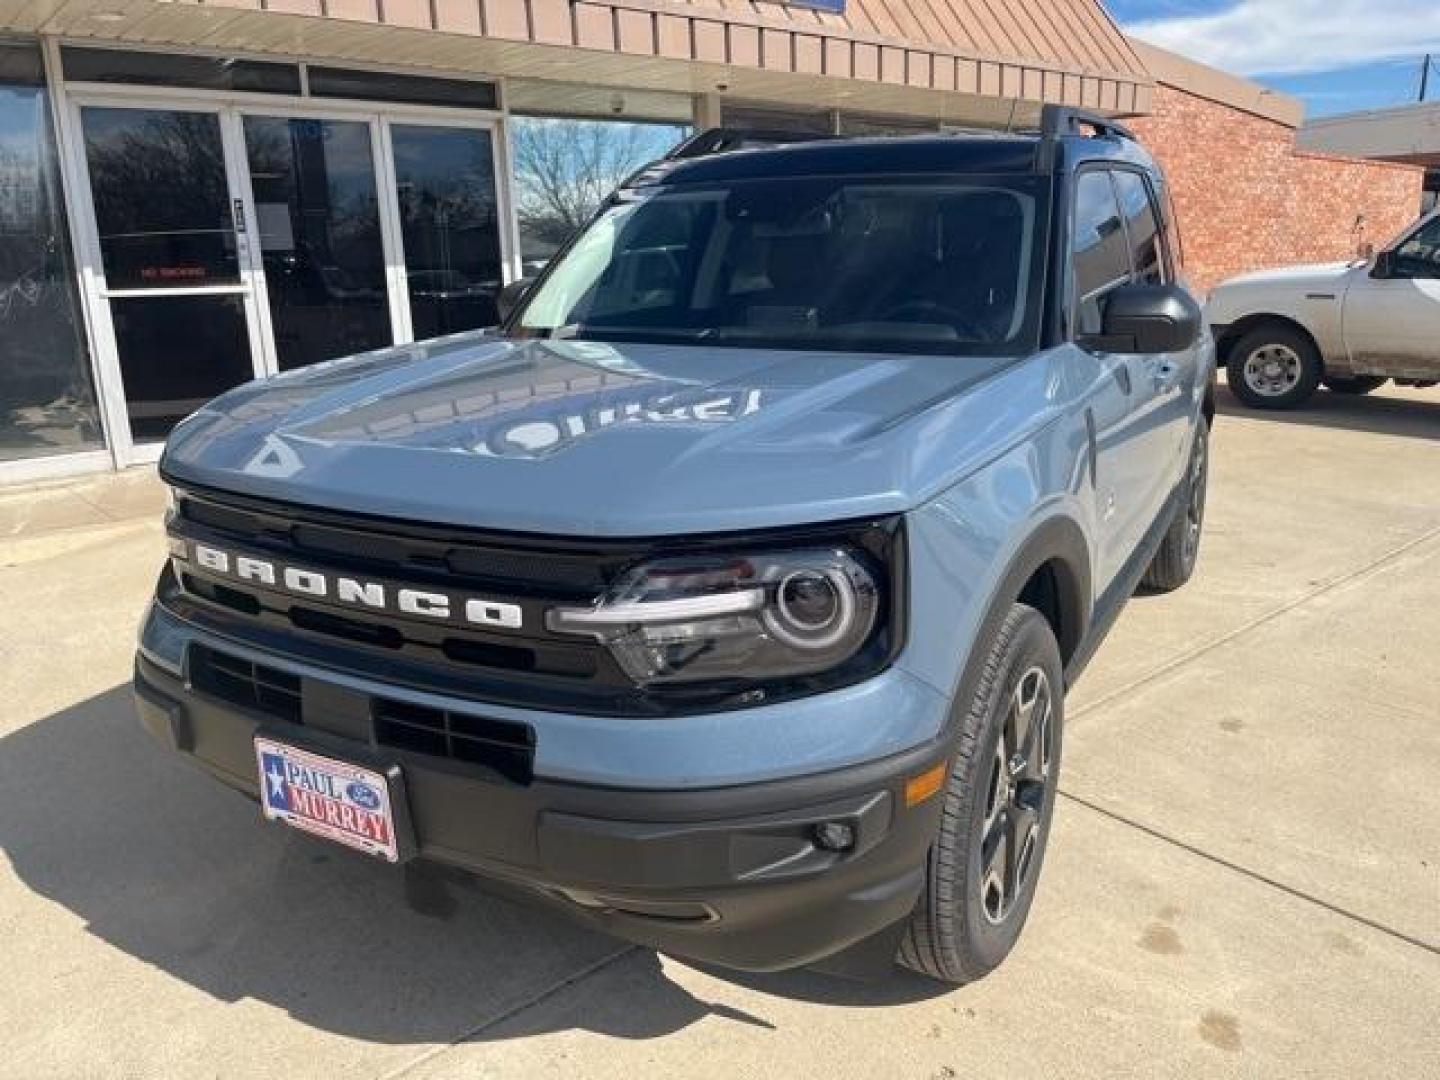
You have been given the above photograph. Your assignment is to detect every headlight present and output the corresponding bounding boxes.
[547,547,883,686]
[164,487,188,560]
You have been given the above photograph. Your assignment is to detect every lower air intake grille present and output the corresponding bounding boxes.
[374,699,535,784]
[191,645,302,723]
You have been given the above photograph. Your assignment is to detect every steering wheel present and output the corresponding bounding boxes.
[875,300,981,338]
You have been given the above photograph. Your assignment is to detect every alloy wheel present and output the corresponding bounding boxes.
[1183,429,1208,566]
[978,666,1054,925]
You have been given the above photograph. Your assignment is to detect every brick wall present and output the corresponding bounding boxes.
[1129,84,1424,294]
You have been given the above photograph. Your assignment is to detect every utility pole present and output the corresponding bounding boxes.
[1422,54,1432,103]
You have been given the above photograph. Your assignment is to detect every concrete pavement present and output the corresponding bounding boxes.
[1,383,1437,1078]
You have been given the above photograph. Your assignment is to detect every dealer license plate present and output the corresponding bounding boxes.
[254,737,400,862]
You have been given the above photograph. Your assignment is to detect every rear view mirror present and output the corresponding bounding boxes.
[496,277,533,323]
[1083,283,1201,354]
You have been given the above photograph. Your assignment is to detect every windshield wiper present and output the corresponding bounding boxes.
[545,325,716,343]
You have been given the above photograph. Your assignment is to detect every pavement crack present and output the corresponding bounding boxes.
[379,945,640,1080]
[1060,790,1440,958]
[1071,521,1440,720]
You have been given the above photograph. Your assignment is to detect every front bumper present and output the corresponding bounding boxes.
[133,634,949,972]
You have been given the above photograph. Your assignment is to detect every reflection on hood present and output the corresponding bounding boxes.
[296,339,766,462]
[161,330,1041,537]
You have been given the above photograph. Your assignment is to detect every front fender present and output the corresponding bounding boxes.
[898,422,1095,723]
[1205,287,1343,361]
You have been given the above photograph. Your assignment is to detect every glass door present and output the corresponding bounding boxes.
[241,114,395,371]
[385,121,507,337]
[73,103,267,451]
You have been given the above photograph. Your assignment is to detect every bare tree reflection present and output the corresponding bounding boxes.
[511,118,687,269]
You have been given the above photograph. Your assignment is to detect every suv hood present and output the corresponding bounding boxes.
[162,333,1034,536]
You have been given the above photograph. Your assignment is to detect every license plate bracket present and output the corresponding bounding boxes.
[253,731,417,863]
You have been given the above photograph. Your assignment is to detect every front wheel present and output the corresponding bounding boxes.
[898,604,1063,985]
[1227,324,1322,409]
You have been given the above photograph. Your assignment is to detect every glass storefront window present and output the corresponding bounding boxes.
[82,106,240,290]
[392,124,504,337]
[243,115,391,370]
[81,104,260,443]
[509,117,688,275]
[107,293,254,442]
[1,40,103,461]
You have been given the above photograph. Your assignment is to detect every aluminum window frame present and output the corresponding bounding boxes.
[42,37,520,471]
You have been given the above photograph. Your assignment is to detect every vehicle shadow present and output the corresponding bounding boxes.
[0,685,945,1048]
[1216,380,1440,441]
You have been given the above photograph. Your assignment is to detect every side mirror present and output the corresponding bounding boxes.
[1082,283,1201,354]
[1370,250,1395,280]
[496,277,533,323]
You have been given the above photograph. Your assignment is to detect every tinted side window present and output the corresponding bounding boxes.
[1113,170,1165,284]
[1072,170,1129,335]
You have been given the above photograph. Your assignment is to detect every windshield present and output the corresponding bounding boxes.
[512,174,1048,356]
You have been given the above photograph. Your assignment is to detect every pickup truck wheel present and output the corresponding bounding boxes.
[898,604,1063,985]
[1228,325,1322,409]
[1323,375,1387,395]
[1141,422,1208,593]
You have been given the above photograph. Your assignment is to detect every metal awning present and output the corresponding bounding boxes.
[3,0,1153,121]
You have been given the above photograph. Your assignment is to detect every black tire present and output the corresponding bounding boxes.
[1226,323,1322,410]
[1141,422,1209,593]
[1323,375,1387,395]
[898,604,1063,985]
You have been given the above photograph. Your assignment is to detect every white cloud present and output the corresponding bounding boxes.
[1126,0,1440,76]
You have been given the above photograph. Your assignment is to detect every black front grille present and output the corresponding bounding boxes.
[182,572,261,616]
[161,482,905,716]
[191,645,302,723]
[375,699,534,784]
[167,487,625,705]
[179,492,619,598]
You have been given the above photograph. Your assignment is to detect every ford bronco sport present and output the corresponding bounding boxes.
[135,108,1214,984]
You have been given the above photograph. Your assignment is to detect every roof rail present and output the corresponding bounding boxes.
[665,127,835,160]
[1038,105,1136,143]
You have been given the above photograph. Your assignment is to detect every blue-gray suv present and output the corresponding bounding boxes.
[135,108,1214,984]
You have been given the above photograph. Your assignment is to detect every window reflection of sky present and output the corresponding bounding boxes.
[0,79,104,459]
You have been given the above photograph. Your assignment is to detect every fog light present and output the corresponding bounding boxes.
[813,821,856,852]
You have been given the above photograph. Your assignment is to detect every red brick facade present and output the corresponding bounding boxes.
[1130,84,1424,294]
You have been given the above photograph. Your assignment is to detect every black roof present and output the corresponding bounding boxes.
[624,109,1155,188]
[627,133,1044,187]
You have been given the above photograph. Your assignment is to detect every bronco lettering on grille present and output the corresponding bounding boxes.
[187,542,525,630]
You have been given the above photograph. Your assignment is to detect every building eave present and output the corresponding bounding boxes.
[4,0,1153,119]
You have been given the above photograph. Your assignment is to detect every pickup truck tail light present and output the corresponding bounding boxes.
[547,548,881,685]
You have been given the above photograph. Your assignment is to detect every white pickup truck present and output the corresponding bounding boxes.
[1207,208,1440,409]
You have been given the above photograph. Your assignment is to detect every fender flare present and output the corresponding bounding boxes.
[942,515,1092,736]
[1215,313,1325,370]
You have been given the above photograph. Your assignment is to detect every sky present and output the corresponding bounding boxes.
[1108,0,1440,118]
